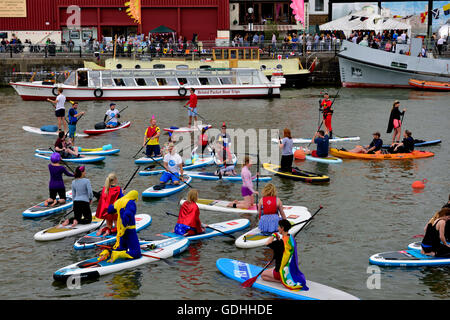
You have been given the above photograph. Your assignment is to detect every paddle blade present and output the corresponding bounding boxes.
[241,276,258,288]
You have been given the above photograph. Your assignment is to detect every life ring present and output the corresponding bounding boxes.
[178,87,187,97]
[52,87,59,96]
[135,64,141,69]
[260,65,267,71]
[116,64,122,69]
[268,87,273,97]
[94,88,103,98]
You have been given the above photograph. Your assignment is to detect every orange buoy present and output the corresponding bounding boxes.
[294,149,306,160]
[412,179,427,189]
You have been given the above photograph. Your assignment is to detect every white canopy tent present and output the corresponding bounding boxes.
[319,9,411,39]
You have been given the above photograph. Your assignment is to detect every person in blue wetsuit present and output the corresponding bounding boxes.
[347,132,383,154]
[311,128,329,158]
[67,101,85,143]
[101,190,141,262]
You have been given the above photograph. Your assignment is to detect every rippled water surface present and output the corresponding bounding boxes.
[0,86,448,300]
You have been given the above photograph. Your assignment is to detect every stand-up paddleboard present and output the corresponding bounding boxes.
[35,153,105,164]
[161,219,250,241]
[23,191,73,218]
[407,242,422,251]
[272,136,360,144]
[23,126,88,137]
[34,214,103,241]
[263,163,330,183]
[184,171,272,182]
[54,237,190,282]
[235,207,311,249]
[142,176,193,198]
[73,214,152,250]
[305,155,342,164]
[164,125,212,133]
[179,198,307,216]
[216,258,359,300]
[83,121,131,135]
[369,249,450,267]
[36,147,120,156]
[134,156,164,165]
[382,139,442,149]
[138,157,214,176]
[214,153,237,167]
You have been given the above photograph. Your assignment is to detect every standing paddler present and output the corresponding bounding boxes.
[320,92,334,139]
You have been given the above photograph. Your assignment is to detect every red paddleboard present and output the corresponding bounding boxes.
[83,121,131,135]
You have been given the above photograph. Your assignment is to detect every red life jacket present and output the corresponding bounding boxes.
[95,185,122,219]
[199,133,208,146]
[321,99,333,118]
[260,196,278,219]
[146,126,159,138]
[177,201,202,232]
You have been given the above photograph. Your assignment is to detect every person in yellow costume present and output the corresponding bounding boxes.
[99,190,142,263]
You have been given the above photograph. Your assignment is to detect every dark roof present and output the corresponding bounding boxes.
[149,25,176,34]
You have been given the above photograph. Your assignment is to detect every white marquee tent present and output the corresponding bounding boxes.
[319,9,411,38]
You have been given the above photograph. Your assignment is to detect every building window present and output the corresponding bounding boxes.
[315,0,324,12]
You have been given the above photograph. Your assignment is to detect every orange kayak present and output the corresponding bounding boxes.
[329,148,434,160]
[409,79,450,91]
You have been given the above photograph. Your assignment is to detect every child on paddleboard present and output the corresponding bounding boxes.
[44,153,74,207]
[262,219,308,291]
[228,156,259,209]
[257,183,286,234]
[173,189,205,236]
[95,173,124,236]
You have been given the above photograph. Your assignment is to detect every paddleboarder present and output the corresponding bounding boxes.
[421,208,450,257]
[257,183,287,234]
[311,128,330,158]
[261,219,309,291]
[54,131,79,158]
[104,103,121,128]
[173,189,205,236]
[228,156,258,209]
[159,142,184,186]
[61,166,93,228]
[279,128,294,172]
[143,115,161,158]
[44,153,74,207]
[320,92,334,139]
[95,173,124,236]
[185,88,198,128]
[47,87,68,133]
[67,101,85,143]
[386,100,406,144]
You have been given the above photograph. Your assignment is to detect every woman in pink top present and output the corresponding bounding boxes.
[228,156,259,209]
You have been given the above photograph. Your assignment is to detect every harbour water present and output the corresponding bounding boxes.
[0,86,448,300]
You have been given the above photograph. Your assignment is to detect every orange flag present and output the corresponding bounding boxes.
[125,0,141,24]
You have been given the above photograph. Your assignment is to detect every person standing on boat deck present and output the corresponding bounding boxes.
[61,166,93,228]
[67,101,85,143]
[47,87,67,133]
[143,115,161,158]
[185,88,198,128]
[104,103,120,128]
[279,128,293,172]
[262,219,308,291]
[320,92,334,139]
[386,100,406,144]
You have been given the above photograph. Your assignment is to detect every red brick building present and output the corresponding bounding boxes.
[0,0,229,43]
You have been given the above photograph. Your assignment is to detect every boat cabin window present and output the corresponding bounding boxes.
[157,78,167,86]
[187,78,200,86]
[64,71,76,86]
[114,79,126,86]
[207,77,220,85]
[123,78,136,86]
[166,78,178,86]
[135,78,146,86]
[220,77,234,85]
[199,78,209,85]
[178,78,188,85]
[103,78,113,87]
[77,71,88,87]
[88,71,101,88]
[144,78,157,86]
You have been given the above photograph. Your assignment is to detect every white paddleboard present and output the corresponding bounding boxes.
[23,126,88,137]
[53,237,190,282]
[164,125,212,133]
[217,258,359,300]
[73,214,152,250]
[142,176,192,198]
[369,249,450,267]
[34,214,103,241]
[272,136,360,144]
[235,207,311,249]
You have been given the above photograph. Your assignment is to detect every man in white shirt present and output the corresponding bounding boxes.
[47,87,67,132]
[159,143,184,185]
[437,37,445,55]
[104,103,120,128]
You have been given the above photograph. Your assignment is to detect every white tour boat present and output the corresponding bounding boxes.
[10,67,283,101]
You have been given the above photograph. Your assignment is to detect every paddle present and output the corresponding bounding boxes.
[255,148,260,205]
[181,105,211,124]
[132,126,160,159]
[165,212,236,240]
[241,205,323,288]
